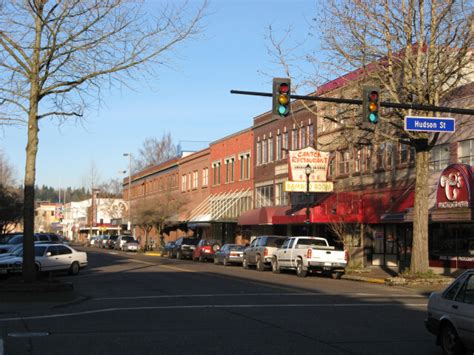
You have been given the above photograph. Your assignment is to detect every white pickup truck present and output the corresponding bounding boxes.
[271,236,347,278]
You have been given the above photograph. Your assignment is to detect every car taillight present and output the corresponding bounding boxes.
[344,250,349,261]
[264,248,268,257]
[307,249,312,258]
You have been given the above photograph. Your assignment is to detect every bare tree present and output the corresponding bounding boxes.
[268,1,473,273]
[0,150,16,187]
[0,186,23,234]
[135,133,178,172]
[0,0,206,281]
[132,192,188,251]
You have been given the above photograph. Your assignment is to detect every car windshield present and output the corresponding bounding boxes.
[296,239,327,247]
[34,246,47,257]
[7,235,23,245]
[109,236,118,241]
[266,237,286,247]
[123,237,135,242]
[229,245,245,251]
[10,245,23,256]
[183,238,199,245]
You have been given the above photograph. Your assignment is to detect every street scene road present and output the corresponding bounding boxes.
[1,248,441,355]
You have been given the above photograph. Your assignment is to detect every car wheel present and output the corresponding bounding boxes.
[296,260,307,278]
[331,271,343,280]
[271,258,280,274]
[440,323,464,355]
[68,261,80,276]
[34,263,41,278]
[199,254,205,262]
[242,257,249,269]
[223,258,228,266]
[256,256,265,271]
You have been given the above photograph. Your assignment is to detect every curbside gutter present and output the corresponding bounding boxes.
[342,274,387,284]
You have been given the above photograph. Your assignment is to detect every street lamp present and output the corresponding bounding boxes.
[305,164,312,225]
[123,153,132,232]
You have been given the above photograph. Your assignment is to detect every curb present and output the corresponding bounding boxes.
[342,274,387,284]
[144,252,163,257]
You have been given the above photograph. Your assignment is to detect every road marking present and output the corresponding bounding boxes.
[0,303,427,322]
[159,264,196,273]
[92,292,425,301]
[8,332,49,337]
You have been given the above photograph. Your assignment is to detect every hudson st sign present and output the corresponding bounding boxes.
[404,116,455,133]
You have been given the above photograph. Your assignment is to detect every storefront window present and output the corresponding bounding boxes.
[430,224,474,268]
[459,139,474,165]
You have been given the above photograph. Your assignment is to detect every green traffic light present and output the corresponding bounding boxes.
[278,105,289,116]
[369,112,378,123]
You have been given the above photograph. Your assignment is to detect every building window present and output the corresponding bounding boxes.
[307,124,314,147]
[268,136,274,162]
[430,144,449,171]
[202,168,208,187]
[354,148,362,173]
[256,141,262,166]
[192,170,198,189]
[291,128,297,150]
[459,139,474,165]
[225,157,235,183]
[239,153,251,180]
[212,162,221,186]
[328,156,335,178]
[338,150,350,175]
[282,130,288,158]
[364,145,372,172]
[188,172,191,191]
[275,183,288,206]
[399,143,415,165]
[256,185,274,208]
[375,144,385,170]
[263,138,268,164]
[276,134,282,160]
[181,174,187,192]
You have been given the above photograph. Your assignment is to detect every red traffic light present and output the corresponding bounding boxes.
[279,83,289,94]
[369,91,379,101]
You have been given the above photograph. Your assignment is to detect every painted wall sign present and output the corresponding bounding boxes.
[436,164,474,209]
[287,147,330,182]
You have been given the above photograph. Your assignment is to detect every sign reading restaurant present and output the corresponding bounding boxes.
[285,147,333,192]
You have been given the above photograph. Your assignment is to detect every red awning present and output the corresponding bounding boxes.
[238,206,289,225]
[272,187,414,225]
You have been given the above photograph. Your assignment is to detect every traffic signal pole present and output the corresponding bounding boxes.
[230,89,474,116]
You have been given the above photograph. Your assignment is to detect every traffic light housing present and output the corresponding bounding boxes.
[273,78,291,117]
[362,86,380,124]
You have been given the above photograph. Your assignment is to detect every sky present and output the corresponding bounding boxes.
[0,0,318,189]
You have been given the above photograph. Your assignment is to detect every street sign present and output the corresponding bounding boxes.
[404,116,455,133]
[284,181,334,193]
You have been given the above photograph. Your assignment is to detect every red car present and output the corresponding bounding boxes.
[192,239,221,262]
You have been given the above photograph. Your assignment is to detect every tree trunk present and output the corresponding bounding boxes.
[410,149,430,273]
[23,104,39,282]
[22,2,43,283]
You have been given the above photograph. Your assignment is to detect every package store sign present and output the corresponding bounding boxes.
[288,147,330,182]
[284,181,334,193]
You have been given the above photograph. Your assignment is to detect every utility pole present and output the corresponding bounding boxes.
[123,153,132,234]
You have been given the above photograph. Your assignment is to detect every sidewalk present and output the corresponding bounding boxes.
[343,266,398,284]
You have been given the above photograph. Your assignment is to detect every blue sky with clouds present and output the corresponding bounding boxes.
[0,0,318,189]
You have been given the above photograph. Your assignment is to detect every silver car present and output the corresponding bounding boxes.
[214,244,245,266]
[425,269,474,354]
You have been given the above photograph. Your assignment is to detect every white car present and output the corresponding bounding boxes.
[425,269,474,354]
[0,244,88,276]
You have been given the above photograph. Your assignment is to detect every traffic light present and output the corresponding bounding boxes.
[362,86,381,124]
[273,78,291,117]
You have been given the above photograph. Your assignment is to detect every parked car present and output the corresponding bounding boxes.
[0,233,64,254]
[271,236,348,278]
[214,244,245,266]
[163,242,175,257]
[115,235,136,250]
[98,235,110,248]
[87,237,99,247]
[106,235,119,249]
[122,239,139,252]
[0,243,88,276]
[243,235,287,271]
[170,237,199,259]
[192,239,221,262]
[425,269,474,354]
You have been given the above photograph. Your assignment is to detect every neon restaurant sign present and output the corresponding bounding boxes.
[436,164,474,209]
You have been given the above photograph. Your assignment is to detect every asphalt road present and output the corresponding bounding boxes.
[0,247,442,355]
